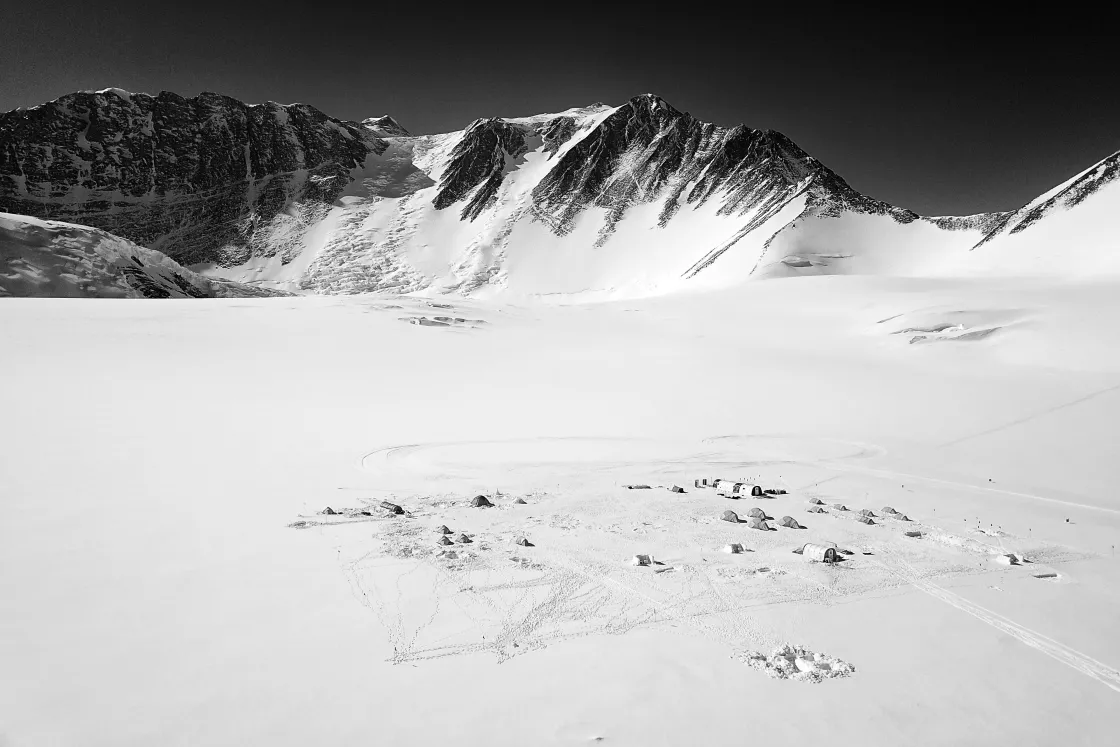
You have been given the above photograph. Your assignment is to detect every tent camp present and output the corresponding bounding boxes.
[471,495,493,508]
[380,501,404,515]
[808,498,825,505]
[746,517,771,531]
[801,543,838,563]
[721,510,740,523]
[806,506,826,513]
[747,507,772,520]
[778,516,804,529]
[857,515,875,525]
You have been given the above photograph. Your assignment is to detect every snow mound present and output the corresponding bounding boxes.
[739,644,855,683]
[0,213,289,298]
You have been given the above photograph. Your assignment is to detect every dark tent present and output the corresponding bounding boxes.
[380,501,404,515]
[778,516,804,529]
[437,536,453,546]
[322,507,337,515]
[436,525,453,534]
[514,498,527,505]
[721,510,740,523]
[456,533,473,543]
[471,495,493,508]
[747,507,772,520]
[751,485,763,497]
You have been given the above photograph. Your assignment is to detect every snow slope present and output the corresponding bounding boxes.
[2,275,1119,745]
[0,212,289,298]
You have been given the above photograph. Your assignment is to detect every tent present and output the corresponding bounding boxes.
[751,485,764,497]
[322,506,337,515]
[437,536,453,546]
[857,515,875,525]
[721,510,740,523]
[456,533,473,543]
[631,554,653,566]
[514,498,527,504]
[832,504,848,511]
[436,525,453,534]
[670,485,686,493]
[746,517,771,530]
[881,506,898,514]
[747,507,772,520]
[514,538,533,547]
[807,498,824,505]
[380,501,404,515]
[858,509,876,518]
[806,506,826,514]
[896,514,911,521]
[471,495,493,508]
[778,516,804,529]
[723,543,745,554]
[624,484,651,490]
[801,543,838,563]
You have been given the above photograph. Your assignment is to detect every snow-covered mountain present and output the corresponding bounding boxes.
[2,89,1117,297]
[0,212,290,298]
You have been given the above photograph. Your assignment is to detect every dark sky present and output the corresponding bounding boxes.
[2,2,1115,216]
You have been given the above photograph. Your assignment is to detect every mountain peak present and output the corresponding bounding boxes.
[362,115,409,137]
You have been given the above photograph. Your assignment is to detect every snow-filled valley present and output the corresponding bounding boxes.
[3,275,1120,746]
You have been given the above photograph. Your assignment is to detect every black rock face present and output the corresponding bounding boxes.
[0,89,386,266]
[362,115,410,137]
[432,118,529,221]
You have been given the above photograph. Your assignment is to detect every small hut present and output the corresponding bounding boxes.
[721,509,740,523]
[471,495,493,508]
[747,507,772,520]
[631,554,653,566]
[801,543,838,563]
[778,516,804,529]
[694,479,703,489]
[751,485,764,497]
[723,543,745,554]
[746,517,771,531]
[380,501,404,515]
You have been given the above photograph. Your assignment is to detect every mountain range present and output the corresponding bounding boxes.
[2,88,1117,298]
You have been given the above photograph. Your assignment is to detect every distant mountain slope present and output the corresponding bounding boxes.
[0,212,290,298]
[4,88,1117,298]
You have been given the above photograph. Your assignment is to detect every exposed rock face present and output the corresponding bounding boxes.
[0,89,386,266]
[362,115,410,137]
[432,118,529,220]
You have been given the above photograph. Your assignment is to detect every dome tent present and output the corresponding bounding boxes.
[858,509,876,518]
[747,507,772,520]
[806,506,826,513]
[778,516,804,529]
[471,495,493,508]
[721,510,740,523]
[437,536,453,546]
[881,506,898,515]
[857,515,875,525]
[746,517,771,530]
[808,498,824,505]
[436,525,453,534]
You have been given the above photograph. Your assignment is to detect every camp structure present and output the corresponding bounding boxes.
[751,485,764,497]
[514,498,527,504]
[832,503,848,511]
[716,480,745,497]
[471,495,493,508]
[722,543,745,554]
[806,506,826,514]
[669,485,686,493]
[380,501,404,515]
[437,536,454,546]
[800,543,838,563]
[807,497,824,505]
[746,507,772,520]
[721,510,740,523]
[904,530,923,538]
[436,525,453,534]
[896,514,911,521]
[746,517,771,531]
[778,516,804,529]
[456,533,473,543]
[858,509,876,518]
[514,537,534,547]
[881,506,898,515]
[764,489,788,495]
[624,484,651,490]
[321,506,337,515]
[631,554,653,566]
[856,515,875,525]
